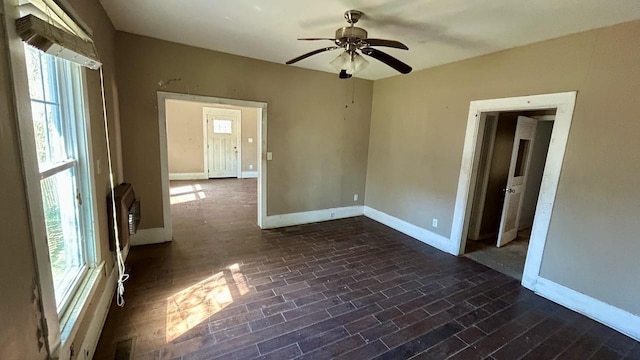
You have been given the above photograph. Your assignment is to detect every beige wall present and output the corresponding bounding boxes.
[116,32,373,227]
[0,0,122,357]
[366,20,640,315]
[240,106,259,172]
[166,100,259,174]
[166,99,206,173]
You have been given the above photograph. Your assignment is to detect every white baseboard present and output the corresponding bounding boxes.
[130,227,170,246]
[262,205,363,229]
[169,172,207,180]
[241,171,258,178]
[535,277,640,341]
[79,264,118,359]
[363,206,456,255]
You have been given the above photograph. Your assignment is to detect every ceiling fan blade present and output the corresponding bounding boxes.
[286,47,339,65]
[298,38,337,41]
[363,38,409,50]
[361,48,412,74]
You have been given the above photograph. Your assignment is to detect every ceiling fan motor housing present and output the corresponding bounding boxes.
[335,27,367,43]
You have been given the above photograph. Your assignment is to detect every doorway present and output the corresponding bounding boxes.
[158,92,268,240]
[464,111,555,280]
[450,92,576,291]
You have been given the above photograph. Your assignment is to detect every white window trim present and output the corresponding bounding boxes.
[3,0,102,355]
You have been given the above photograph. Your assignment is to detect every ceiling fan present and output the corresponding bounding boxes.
[286,10,412,79]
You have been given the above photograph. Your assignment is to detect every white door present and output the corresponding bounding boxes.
[205,108,240,178]
[497,116,538,247]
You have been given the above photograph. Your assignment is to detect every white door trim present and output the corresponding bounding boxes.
[450,91,577,291]
[157,91,268,239]
[203,107,242,178]
[202,113,208,176]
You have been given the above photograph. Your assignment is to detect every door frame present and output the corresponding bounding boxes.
[450,92,576,290]
[467,113,498,241]
[158,91,268,238]
[202,107,242,179]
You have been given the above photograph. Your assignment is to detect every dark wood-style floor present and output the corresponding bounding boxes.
[95,179,639,359]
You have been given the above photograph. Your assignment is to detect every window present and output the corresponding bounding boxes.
[514,139,531,177]
[24,45,95,314]
[213,119,233,134]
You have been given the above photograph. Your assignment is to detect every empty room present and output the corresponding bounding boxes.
[1,1,639,360]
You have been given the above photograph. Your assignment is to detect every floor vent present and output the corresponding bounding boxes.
[114,338,134,360]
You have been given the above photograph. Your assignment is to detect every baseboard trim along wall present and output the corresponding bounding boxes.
[241,171,258,178]
[363,206,457,255]
[168,172,207,180]
[79,264,118,359]
[534,277,640,341]
[130,227,169,246]
[262,206,364,229]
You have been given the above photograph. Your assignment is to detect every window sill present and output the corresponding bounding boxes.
[56,261,105,359]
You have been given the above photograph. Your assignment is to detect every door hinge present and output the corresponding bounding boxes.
[76,191,83,205]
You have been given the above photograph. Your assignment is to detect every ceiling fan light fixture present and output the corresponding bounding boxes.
[330,51,350,71]
[286,9,411,76]
[331,51,369,76]
[347,52,368,75]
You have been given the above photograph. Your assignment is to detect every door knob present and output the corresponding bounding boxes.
[503,188,515,193]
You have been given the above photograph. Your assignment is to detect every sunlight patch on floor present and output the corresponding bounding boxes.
[229,263,250,296]
[165,264,246,342]
[170,184,207,205]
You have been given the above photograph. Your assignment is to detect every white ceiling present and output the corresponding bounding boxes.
[99,0,640,80]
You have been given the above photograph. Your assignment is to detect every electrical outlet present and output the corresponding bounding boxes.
[353,194,359,201]
[248,137,253,143]
[266,152,273,160]
[330,212,336,219]
[432,218,438,228]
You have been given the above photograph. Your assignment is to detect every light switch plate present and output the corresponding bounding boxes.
[248,138,253,143]
[266,152,273,160]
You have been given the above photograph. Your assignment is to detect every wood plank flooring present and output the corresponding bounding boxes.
[94,179,639,359]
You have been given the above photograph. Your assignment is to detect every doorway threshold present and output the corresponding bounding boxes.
[464,230,530,280]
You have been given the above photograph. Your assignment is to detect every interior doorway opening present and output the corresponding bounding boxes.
[165,99,259,181]
[463,110,556,280]
[450,92,576,291]
[158,92,268,242]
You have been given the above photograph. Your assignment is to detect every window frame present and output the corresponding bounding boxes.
[5,8,103,354]
[27,47,96,315]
